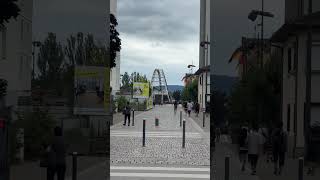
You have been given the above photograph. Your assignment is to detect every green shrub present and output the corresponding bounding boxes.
[15,108,56,160]
[115,96,127,112]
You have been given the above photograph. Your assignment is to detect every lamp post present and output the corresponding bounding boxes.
[32,41,41,80]
[248,2,274,68]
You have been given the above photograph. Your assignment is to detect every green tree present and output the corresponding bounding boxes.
[15,108,56,160]
[181,79,198,102]
[36,33,65,95]
[228,51,281,129]
[110,14,121,68]
[121,72,130,89]
[0,0,20,26]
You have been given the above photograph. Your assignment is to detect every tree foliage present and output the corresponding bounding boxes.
[65,32,109,67]
[15,108,56,160]
[0,0,20,26]
[110,14,121,68]
[228,51,281,129]
[181,79,198,102]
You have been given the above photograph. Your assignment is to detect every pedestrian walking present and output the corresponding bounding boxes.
[174,100,178,114]
[46,126,66,180]
[239,127,248,171]
[123,102,131,126]
[271,121,287,176]
[195,102,200,117]
[247,125,263,175]
[187,101,193,117]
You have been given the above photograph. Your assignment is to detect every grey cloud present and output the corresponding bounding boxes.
[118,0,199,43]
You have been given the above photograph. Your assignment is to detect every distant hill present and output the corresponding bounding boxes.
[167,85,184,92]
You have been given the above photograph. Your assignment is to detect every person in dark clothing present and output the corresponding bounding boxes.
[47,126,66,180]
[123,102,131,126]
[195,102,200,117]
[174,101,178,114]
[271,121,287,175]
[239,127,248,171]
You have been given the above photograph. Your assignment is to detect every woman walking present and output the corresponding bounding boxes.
[239,127,248,171]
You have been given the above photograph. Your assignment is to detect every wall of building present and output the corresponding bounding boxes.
[198,0,211,110]
[110,0,120,95]
[0,0,33,108]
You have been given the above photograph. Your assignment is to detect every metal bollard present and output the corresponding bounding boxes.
[155,117,159,127]
[132,109,135,126]
[142,119,146,147]
[182,120,186,148]
[299,157,304,180]
[72,152,78,180]
[180,111,182,127]
[225,156,230,180]
[203,111,205,127]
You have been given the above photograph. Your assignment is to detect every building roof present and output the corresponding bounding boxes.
[271,13,320,43]
[194,65,210,75]
[181,73,196,81]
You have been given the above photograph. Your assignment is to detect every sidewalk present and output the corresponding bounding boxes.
[213,136,320,180]
[10,156,106,180]
[189,110,210,132]
[110,105,210,179]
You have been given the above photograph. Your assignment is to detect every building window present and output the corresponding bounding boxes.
[288,48,292,73]
[287,104,291,132]
[1,28,6,59]
[200,76,202,85]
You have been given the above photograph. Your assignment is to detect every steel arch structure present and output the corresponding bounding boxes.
[151,69,172,104]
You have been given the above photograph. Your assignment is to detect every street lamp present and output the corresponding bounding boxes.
[32,41,41,80]
[187,64,196,74]
[248,5,274,68]
[200,41,210,49]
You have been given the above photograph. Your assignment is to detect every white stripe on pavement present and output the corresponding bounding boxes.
[110,131,203,138]
[111,166,210,172]
[110,172,209,179]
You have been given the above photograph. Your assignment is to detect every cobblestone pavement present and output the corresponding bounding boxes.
[110,105,210,179]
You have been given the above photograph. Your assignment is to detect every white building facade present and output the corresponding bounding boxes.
[0,0,33,113]
[196,0,211,111]
[272,0,320,159]
[110,0,121,96]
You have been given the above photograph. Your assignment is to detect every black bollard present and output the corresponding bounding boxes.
[132,109,135,126]
[182,120,186,148]
[203,111,205,127]
[225,156,230,180]
[155,117,159,127]
[142,119,146,147]
[72,152,78,180]
[180,111,182,127]
[299,157,304,180]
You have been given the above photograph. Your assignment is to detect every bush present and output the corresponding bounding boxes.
[115,96,127,112]
[15,108,56,160]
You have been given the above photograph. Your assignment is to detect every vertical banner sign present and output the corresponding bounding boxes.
[133,82,150,99]
[74,66,110,115]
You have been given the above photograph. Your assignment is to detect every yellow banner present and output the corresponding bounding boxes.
[133,82,149,98]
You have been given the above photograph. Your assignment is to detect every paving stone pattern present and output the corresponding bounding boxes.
[111,105,210,167]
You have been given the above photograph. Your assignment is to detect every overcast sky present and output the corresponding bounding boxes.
[33,0,285,85]
[118,0,285,85]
